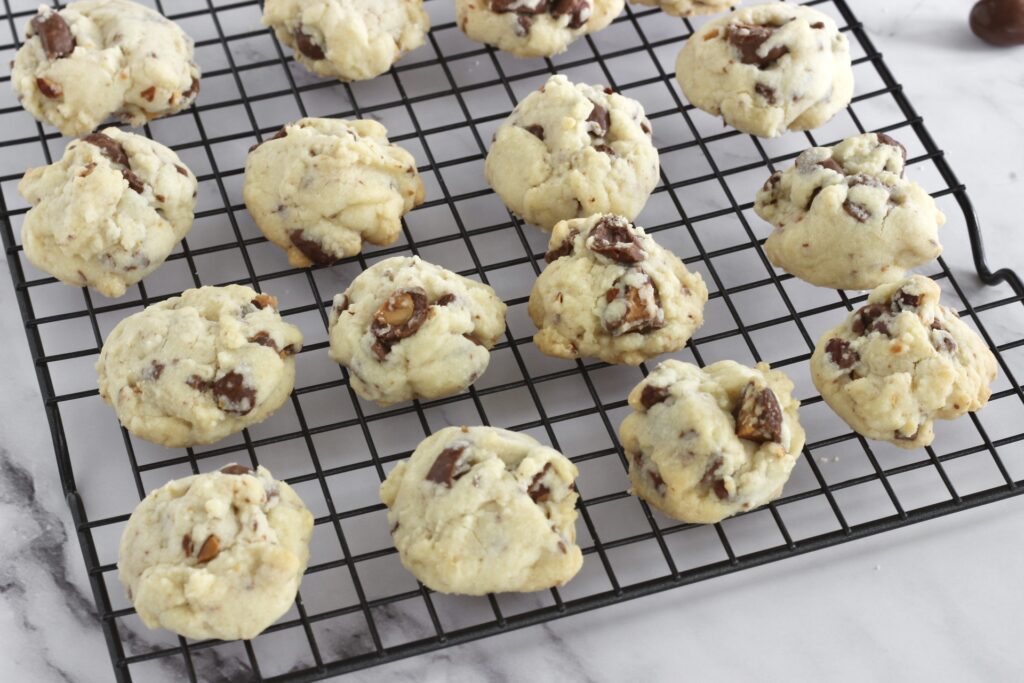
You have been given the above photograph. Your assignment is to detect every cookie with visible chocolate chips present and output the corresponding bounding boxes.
[243,118,424,268]
[811,275,997,450]
[629,0,734,18]
[529,214,707,365]
[380,426,582,594]
[118,464,313,640]
[11,1,201,137]
[456,0,623,58]
[619,359,805,524]
[675,3,853,137]
[262,0,429,81]
[18,128,196,298]
[756,133,945,291]
[97,285,304,447]
[485,74,659,230]
[328,256,507,406]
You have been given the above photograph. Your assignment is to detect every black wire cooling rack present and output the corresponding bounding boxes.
[2,0,1023,680]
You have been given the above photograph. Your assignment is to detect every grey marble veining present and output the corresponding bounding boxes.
[1,0,1022,681]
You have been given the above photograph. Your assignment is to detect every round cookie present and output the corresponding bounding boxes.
[379,426,583,595]
[529,214,707,365]
[97,286,304,447]
[810,275,997,449]
[244,118,425,268]
[629,0,734,17]
[675,3,853,138]
[485,74,659,230]
[328,257,507,406]
[619,359,805,524]
[18,128,197,298]
[262,0,429,82]
[11,1,201,137]
[456,0,624,58]
[119,464,314,641]
[756,133,945,291]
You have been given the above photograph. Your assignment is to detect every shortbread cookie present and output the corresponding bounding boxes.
[756,133,945,291]
[675,3,853,137]
[119,464,314,641]
[456,0,624,58]
[11,1,201,137]
[244,118,425,267]
[262,0,429,81]
[486,75,659,230]
[811,275,997,449]
[380,426,582,594]
[18,128,197,298]
[97,286,304,447]
[529,214,707,365]
[630,0,734,17]
[619,359,805,524]
[329,257,507,405]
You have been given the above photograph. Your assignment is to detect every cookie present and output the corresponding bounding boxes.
[629,0,734,17]
[675,3,853,138]
[18,128,197,298]
[118,464,314,641]
[810,275,997,449]
[485,74,659,230]
[756,133,945,291]
[529,214,707,365]
[96,286,304,447]
[11,1,201,137]
[328,257,507,406]
[262,0,429,81]
[456,0,624,58]
[379,426,583,595]
[619,359,805,524]
[244,118,425,268]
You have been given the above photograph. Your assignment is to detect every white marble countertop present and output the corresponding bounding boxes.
[2,0,1023,681]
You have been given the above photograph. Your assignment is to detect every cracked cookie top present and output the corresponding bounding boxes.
[262,0,429,82]
[756,133,946,290]
[811,275,997,449]
[243,117,425,268]
[328,256,507,406]
[118,464,313,640]
[97,285,304,447]
[11,0,201,136]
[379,426,582,595]
[18,128,197,298]
[529,214,707,365]
[619,359,805,524]
[456,0,624,58]
[675,3,853,137]
[485,75,659,230]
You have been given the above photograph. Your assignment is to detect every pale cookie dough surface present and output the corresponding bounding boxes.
[119,464,314,641]
[756,133,945,291]
[629,0,734,17]
[97,285,304,447]
[18,128,196,298]
[262,0,429,82]
[486,74,659,230]
[619,359,805,524]
[529,214,707,365]
[11,0,201,137]
[380,426,582,595]
[811,275,997,449]
[675,3,853,138]
[456,0,624,58]
[328,256,507,406]
[244,118,425,268]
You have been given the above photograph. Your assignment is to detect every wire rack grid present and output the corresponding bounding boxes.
[1,0,1023,680]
